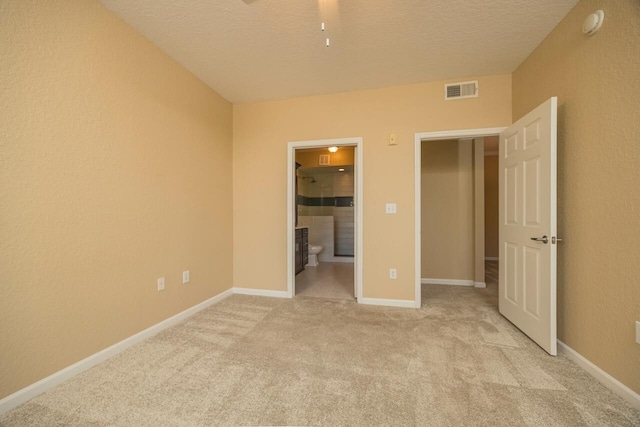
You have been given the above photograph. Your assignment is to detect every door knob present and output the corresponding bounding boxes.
[530,235,549,244]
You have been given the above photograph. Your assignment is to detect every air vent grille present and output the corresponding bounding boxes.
[445,80,478,100]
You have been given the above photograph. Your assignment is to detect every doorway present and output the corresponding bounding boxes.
[414,128,506,308]
[287,137,363,301]
[416,99,558,356]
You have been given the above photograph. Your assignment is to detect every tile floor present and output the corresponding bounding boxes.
[295,261,355,300]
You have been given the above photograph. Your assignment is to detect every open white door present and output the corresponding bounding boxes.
[499,97,558,355]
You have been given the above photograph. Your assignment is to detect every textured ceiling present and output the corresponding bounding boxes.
[98,0,579,103]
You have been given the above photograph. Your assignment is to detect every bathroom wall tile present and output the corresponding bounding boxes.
[334,197,354,207]
[296,169,354,260]
[312,217,335,262]
[333,172,354,197]
[334,207,355,256]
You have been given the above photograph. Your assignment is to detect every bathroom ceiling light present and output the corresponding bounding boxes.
[338,168,345,172]
[328,146,338,153]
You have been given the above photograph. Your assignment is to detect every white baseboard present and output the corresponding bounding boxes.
[421,278,474,287]
[358,297,418,308]
[232,287,290,298]
[485,257,499,261]
[474,282,486,288]
[557,340,640,410]
[0,288,234,416]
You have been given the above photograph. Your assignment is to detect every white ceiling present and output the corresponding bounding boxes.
[99,0,579,104]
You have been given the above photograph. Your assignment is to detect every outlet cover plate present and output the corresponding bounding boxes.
[636,321,640,344]
[157,278,165,291]
[183,270,190,284]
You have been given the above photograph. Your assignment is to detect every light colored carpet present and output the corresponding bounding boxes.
[295,261,354,300]
[2,265,639,426]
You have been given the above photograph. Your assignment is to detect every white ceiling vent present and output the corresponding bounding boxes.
[444,80,478,100]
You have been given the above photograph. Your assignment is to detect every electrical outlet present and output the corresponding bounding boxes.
[157,277,165,291]
[636,321,640,344]
[389,268,397,279]
[385,203,397,214]
[182,270,190,284]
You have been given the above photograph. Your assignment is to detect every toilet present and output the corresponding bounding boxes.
[307,244,323,267]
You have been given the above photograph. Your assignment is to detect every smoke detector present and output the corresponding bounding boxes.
[582,10,604,36]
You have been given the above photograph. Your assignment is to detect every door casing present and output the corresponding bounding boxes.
[414,128,507,308]
[287,137,363,300]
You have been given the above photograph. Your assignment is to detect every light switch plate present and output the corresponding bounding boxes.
[157,278,165,291]
[385,203,397,214]
[636,321,640,344]
[183,270,190,284]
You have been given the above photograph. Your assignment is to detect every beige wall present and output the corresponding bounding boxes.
[513,0,640,393]
[421,140,475,281]
[484,155,499,259]
[233,75,511,299]
[296,146,355,168]
[0,1,233,399]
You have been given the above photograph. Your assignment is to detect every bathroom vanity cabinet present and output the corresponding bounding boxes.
[295,227,309,275]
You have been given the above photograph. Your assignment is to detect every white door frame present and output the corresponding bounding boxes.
[287,137,363,300]
[414,128,506,308]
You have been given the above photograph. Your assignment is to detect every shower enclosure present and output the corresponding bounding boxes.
[297,165,354,259]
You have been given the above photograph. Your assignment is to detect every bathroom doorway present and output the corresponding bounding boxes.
[287,138,363,301]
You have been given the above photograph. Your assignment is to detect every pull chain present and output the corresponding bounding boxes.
[322,0,330,47]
